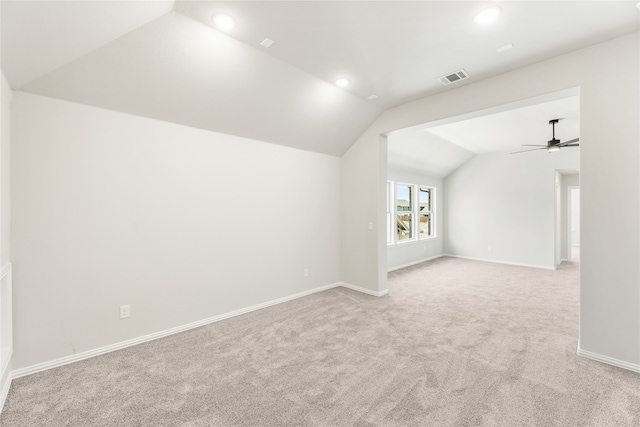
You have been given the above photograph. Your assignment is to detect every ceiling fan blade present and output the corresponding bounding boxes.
[511,147,546,154]
[563,143,580,147]
[520,144,547,147]
[558,138,579,146]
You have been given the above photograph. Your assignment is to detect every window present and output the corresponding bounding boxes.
[396,183,414,241]
[387,181,436,244]
[419,186,435,238]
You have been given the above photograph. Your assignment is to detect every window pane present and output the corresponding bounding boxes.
[396,185,412,212]
[419,213,431,238]
[419,187,431,212]
[397,213,413,241]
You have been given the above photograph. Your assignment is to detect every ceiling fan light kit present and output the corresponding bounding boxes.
[511,118,580,154]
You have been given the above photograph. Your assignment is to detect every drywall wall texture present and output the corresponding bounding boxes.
[341,133,382,292]
[0,70,12,409]
[1,72,9,267]
[341,32,639,367]
[387,168,443,270]
[570,187,580,246]
[561,173,579,261]
[11,93,342,369]
[444,149,578,269]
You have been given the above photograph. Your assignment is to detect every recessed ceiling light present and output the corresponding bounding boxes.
[335,78,349,88]
[497,43,514,53]
[367,95,378,100]
[212,14,236,32]
[260,38,275,48]
[474,6,501,25]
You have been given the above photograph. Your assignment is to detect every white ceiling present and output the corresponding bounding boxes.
[388,94,580,177]
[175,1,639,109]
[1,1,638,157]
[428,95,580,154]
[1,1,174,88]
[15,12,379,156]
[387,131,476,178]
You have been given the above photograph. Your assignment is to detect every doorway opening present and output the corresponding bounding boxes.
[385,87,580,272]
[569,187,580,263]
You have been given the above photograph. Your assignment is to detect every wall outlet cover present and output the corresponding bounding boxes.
[120,305,131,319]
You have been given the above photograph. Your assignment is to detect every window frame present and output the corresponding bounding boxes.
[395,182,416,243]
[418,186,436,240]
[387,181,437,246]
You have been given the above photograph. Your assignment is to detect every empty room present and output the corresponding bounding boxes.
[1,1,639,425]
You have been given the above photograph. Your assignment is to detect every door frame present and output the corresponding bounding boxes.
[567,185,580,261]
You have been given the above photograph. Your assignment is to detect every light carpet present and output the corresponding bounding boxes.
[2,257,639,426]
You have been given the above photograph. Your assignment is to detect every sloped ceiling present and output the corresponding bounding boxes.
[175,0,640,110]
[388,94,580,177]
[1,0,174,88]
[1,1,638,157]
[427,96,580,154]
[17,12,378,156]
[387,131,476,178]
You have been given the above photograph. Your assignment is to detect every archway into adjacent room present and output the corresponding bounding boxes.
[385,87,580,272]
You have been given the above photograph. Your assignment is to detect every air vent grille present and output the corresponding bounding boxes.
[438,69,470,86]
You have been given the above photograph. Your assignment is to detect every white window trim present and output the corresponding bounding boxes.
[387,181,438,246]
[386,181,394,245]
[418,186,437,240]
[395,182,417,244]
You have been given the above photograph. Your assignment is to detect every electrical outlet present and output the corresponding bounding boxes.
[303,268,309,278]
[487,246,492,252]
[120,305,130,319]
[368,222,374,231]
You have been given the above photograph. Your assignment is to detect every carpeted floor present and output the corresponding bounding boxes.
[2,257,639,426]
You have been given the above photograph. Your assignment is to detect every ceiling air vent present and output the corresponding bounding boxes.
[438,69,470,86]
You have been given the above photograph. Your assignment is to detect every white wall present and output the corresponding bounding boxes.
[341,134,384,292]
[11,92,342,370]
[341,32,639,367]
[387,167,443,270]
[1,76,9,269]
[571,188,580,246]
[444,149,578,269]
[554,170,563,267]
[561,173,579,260]
[0,70,12,409]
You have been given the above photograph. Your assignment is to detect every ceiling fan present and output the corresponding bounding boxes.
[511,119,579,154]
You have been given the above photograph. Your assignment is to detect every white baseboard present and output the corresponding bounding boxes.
[339,282,388,297]
[577,347,640,373]
[0,263,12,415]
[10,281,387,380]
[443,254,555,271]
[387,254,444,272]
[0,356,11,415]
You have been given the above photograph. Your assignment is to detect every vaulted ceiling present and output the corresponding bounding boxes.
[388,93,580,177]
[2,1,638,157]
